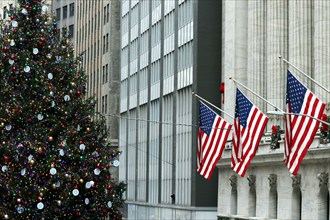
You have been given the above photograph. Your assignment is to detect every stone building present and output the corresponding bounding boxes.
[52,0,121,149]
[218,0,330,219]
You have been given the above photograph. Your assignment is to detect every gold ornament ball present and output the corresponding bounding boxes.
[86,127,91,132]
[48,136,53,142]
[79,179,84,183]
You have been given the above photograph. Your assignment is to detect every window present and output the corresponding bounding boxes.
[106,34,109,52]
[56,29,60,41]
[56,8,61,21]
[103,6,106,24]
[3,6,7,19]
[94,42,96,60]
[105,95,108,114]
[106,64,108,83]
[88,20,90,35]
[9,4,13,13]
[95,14,98,30]
[98,40,100,57]
[69,25,74,38]
[107,4,110,23]
[91,45,93,60]
[92,18,94,33]
[69,3,74,17]
[103,66,106,84]
[102,96,105,114]
[63,5,67,19]
[102,65,108,84]
[62,27,66,36]
[103,35,106,54]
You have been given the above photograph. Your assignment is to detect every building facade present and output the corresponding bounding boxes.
[119,0,222,219]
[52,0,121,148]
[51,0,75,45]
[1,1,15,21]
[218,0,330,219]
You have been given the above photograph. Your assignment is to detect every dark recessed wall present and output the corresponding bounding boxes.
[192,0,222,207]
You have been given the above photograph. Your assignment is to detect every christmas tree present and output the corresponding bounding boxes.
[0,0,126,219]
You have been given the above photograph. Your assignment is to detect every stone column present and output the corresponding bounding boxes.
[217,171,236,216]
[236,174,251,216]
[277,173,299,220]
[301,169,322,219]
[288,0,313,87]
[222,0,248,123]
[266,0,288,130]
[247,0,266,108]
[255,174,270,218]
[314,1,330,103]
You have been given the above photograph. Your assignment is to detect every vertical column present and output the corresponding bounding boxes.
[222,0,248,122]
[256,174,277,218]
[314,1,330,103]
[236,174,252,216]
[255,174,267,218]
[317,172,329,220]
[247,0,265,108]
[301,171,320,219]
[218,173,237,216]
[288,0,313,87]
[266,0,288,127]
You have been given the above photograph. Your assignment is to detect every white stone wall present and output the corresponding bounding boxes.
[220,0,330,218]
[218,140,330,219]
[126,203,217,220]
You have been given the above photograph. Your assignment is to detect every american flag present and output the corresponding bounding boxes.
[231,88,268,177]
[197,101,232,180]
[284,70,325,175]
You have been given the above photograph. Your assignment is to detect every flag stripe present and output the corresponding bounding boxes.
[231,89,268,177]
[200,121,232,179]
[233,110,268,176]
[198,101,232,180]
[284,71,326,175]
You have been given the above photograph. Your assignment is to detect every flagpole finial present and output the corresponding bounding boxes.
[278,54,282,59]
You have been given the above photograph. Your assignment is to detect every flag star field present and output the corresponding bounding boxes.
[235,89,253,128]
[199,103,216,135]
[287,71,307,114]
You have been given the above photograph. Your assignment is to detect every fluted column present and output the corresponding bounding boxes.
[247,0,266,109]
[266,0,288,130]
[222,0,248,122]
[314,1,330,104]
[288,0,313,87]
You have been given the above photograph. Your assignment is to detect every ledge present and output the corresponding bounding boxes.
[217,138,330,168]
[125,201,217,212]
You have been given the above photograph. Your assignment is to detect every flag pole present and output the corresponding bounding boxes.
[192,92,235,119]
[229,77,285,113]
[230,77,330,125]
[278,55,330,93]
